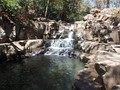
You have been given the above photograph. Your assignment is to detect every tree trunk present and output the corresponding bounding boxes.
[45,0,50,18]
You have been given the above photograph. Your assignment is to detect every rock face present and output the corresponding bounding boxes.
[80,41,115,54]
[0,14,60,43]
[103,65,120,90]
[76,8,120,90]
[78,47,120,90]
[94,51,120,90]
[75,8,120,43]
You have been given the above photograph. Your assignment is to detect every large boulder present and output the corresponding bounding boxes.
[0,43,17,61]
[79,50,120,90]
[31,21,46,39]
[94,51,120,90]
[80,41,115,54]
[90,8,101,16]
[1,15,16,42]
[103,66,120,90]
[110,30,120,44]
[83,14,95,21]
[118,23,120,29]
[74,21,87,40]
[0,26,5,42]
[24,39,44,56]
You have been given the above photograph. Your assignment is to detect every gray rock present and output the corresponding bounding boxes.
[90,8,101,16]
[112,85,120,90]
[84,14,95,21]
[118,23,120,29]
[0,26,5,42]
[93,51,120,90]
[25,39,43,56]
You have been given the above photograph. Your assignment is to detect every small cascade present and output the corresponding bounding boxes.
[44,24,74,56]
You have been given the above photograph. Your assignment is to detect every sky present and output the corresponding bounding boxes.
[83,0,120,9]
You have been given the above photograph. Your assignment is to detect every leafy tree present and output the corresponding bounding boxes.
[0,0,90,22]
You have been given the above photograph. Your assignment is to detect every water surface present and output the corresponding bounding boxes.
[0,55,84,90]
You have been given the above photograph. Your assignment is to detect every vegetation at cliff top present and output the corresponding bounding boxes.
[0,0,120,22]
[0,0,90,22]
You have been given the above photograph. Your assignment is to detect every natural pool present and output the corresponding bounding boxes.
[0,55,84,90]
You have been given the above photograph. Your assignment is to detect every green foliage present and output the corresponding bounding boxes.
[5,0,20,9]
[6,0,21,15]
[0,0,90,21]
[46,0,90,21]
[0,0,21,16]
[0,0,5,7]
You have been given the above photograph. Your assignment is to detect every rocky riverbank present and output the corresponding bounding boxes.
[0,39,44,61]
[75,8,120,90]
[0,9,72,61]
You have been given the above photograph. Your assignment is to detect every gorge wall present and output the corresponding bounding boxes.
[75,8,120,90]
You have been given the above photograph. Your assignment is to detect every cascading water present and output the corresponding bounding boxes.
[44,24,74,56]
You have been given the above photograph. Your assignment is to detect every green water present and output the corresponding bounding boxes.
[0,55,84,90]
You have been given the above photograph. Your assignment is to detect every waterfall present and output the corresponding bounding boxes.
[44,24,74,56]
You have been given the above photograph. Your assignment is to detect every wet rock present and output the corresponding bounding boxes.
[25,39,43,49]
[0,39,44,61]
[25,39,44,56]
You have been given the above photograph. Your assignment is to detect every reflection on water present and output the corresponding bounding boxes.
[0,55,84,90]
